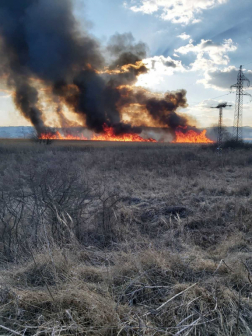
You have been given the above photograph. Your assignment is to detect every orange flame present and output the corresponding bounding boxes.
[40,131,88,141]
[91,124,157,142]
[39,126,156,142]
[174,127,213,143]
[40,126,213,143]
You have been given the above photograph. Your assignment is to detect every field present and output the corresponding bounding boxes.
[0,140,251,335]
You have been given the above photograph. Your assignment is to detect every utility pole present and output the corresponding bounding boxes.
[211,102,232,149]
[230,65,251,141]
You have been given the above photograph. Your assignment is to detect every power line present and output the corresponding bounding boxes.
[242,61,252,67]
[208,93,232,101]
[190,92,233,107]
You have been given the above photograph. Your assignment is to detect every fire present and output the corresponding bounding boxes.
[91,124,157,142]
[39,126,156,142]
[174,127,214,143]
[39,126,213,143]
[40,131,88,141]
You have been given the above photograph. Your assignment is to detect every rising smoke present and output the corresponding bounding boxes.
[0,0,189,136]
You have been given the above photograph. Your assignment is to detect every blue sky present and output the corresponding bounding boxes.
[1,0,252,127]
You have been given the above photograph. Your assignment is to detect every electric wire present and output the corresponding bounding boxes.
[190,92,233,107]
[242,61,252,67]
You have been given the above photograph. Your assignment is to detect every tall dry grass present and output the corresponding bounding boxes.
[0,141,251,335]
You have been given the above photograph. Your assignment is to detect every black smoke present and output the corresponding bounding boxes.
[107,32,147,70]
[117,88,188,134]
[0,0,189,136]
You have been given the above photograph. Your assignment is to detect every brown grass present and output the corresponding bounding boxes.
[0,141,251,335]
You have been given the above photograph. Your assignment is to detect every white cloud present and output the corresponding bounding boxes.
[133,38,238,95]
[135,55,186,88]
[134,38,237,92]
[175,39,237,72]
[175,39,237,91]
[192,18,202,24]
[177,32,190,40]
[198,66,252,91]
[126,0,228,25]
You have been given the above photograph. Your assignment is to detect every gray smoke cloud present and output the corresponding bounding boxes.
[0,0,189,136]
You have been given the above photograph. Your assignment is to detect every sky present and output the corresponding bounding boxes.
[1,0,252,128]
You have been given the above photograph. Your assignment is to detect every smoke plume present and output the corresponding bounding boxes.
[0,0,189,136]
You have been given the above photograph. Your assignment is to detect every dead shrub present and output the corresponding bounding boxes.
[9,251,71,287]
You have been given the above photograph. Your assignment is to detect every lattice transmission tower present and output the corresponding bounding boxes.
[230,65,251,141]
[211,102,232,149]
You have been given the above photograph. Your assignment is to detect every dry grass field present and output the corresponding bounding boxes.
[0,140,251,335]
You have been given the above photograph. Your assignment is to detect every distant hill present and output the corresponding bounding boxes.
[0,127,34,139]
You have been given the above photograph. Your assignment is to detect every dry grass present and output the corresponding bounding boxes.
[0,141,251,335]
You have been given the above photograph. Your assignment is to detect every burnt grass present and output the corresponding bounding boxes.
[0,140,252,335]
